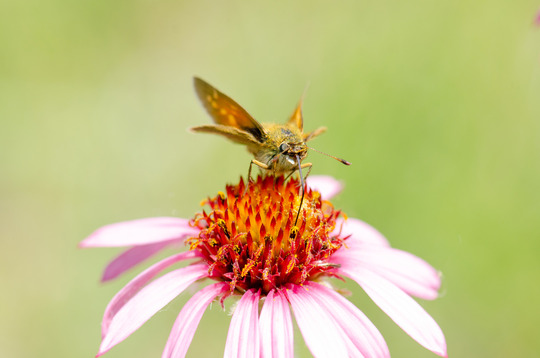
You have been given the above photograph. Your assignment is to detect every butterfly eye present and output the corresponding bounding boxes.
[279,143,290,153]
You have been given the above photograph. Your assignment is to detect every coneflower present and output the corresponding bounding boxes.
[81,175,446,357]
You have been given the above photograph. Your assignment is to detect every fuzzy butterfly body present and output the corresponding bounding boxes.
[191,77,338,177]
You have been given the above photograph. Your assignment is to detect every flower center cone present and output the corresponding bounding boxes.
[188,175,347,295]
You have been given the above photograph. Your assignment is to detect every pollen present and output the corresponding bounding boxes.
[187,175,346,295]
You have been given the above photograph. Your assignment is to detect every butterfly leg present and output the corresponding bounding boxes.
[247,159,269,184]
[293,161,313,226]
[283,170,296,182]
[300,162,312,183]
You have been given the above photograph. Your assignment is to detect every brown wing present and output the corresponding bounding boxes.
[303,126,327,142]
[193,77,267,143]
[287,99,303,131]
[190,125,261,146]
[287,83,311,131]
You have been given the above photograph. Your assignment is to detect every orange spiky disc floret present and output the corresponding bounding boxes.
[187,175,346,295]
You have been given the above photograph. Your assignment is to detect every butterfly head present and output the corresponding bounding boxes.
[277,141,307,165]
[253,124,305,173]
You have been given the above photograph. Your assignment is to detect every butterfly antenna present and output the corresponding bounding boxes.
[307,146,351,166]
[302,81,311,102]
[294,154,305,227]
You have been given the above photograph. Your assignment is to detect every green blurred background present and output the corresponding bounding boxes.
[2,1,539,357]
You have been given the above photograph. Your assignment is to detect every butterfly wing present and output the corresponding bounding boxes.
[193,77,267,143]
[190,125,261,146]
[284,88,326,143]
[287,99,304,131]
[303,126,327,142]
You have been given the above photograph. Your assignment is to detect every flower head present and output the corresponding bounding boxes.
[81,175,447,357]
[189,175,343,296]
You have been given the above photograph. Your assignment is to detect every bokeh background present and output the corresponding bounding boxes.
[2,1,540,357]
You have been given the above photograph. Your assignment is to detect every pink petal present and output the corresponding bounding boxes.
[98,264,208,356]
[224,290,261,358]
[306,175,343,199]
[101,251,198,337]
[332,246,441,300]
[80,217,198,248]
[162,282,229,358]
[285,284,348,358]
[536,9,540,25]
[101,241,177,282]
[339,267,447,357]
[334,218,390,247]
[306,282,390,358]
[259,289,294,358]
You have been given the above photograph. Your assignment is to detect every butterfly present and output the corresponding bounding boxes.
[191,77,350,184]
